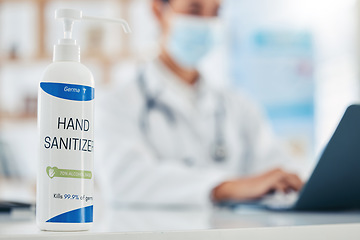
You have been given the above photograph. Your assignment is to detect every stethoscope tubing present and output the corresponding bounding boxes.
[136,71,228,162]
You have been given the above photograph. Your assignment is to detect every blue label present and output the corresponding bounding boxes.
[40,82,94,101]
[46,205,93,223]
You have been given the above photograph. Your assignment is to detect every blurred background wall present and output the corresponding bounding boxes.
[0,0,359,181]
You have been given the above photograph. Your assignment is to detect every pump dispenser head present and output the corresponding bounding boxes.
[53,9,131,62]
[56,9,82,40]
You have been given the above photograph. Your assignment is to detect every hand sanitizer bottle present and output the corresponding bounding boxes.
[37,9,130,231]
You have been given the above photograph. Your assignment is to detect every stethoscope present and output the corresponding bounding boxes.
[137,71,228,163]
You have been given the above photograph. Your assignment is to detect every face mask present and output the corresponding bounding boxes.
[166,14,218,69]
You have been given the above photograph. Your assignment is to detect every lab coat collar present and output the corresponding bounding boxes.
[154,58,204,100]
[149,58,212,105]
[143,57,220,119]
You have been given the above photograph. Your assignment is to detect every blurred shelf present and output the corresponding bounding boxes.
[0,0,131,74]
[0,53,129,66]
[0,113,37,126]
[0,57,49,65]
[0,0,133,125]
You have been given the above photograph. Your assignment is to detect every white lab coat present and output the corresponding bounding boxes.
[96,58,294,207]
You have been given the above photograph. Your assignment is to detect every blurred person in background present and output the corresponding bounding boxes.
[97,0,303,207]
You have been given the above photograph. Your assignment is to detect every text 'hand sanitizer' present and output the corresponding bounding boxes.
[37,9,130,231]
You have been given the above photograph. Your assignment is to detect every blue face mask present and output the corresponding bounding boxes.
[166,15,218,69]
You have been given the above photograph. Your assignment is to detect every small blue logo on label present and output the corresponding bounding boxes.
[40,82,94,101]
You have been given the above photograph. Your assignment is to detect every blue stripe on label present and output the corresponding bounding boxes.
[40,82,94,101]
[46,205,93,223]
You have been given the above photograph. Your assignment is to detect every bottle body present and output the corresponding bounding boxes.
[37,62,95,231]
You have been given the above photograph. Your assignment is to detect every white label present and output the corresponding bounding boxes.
[37,82,94,224]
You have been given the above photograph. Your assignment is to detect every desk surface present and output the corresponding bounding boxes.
[1,206,360,239]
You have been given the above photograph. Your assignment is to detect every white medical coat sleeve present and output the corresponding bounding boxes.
[95,85,228,207]
[232,93,300,175]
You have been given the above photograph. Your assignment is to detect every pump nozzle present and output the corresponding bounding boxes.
[55,9,82,39]
[53,9,131,62]
[82,16,131,34]
[55,9,131,38]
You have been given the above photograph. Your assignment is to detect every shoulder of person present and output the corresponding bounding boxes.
[97,61,144,105]
[205,82,269,126]
[207,82,261,110]
[95,61,150,125]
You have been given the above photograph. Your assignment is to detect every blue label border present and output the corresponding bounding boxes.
[40,82,94,101]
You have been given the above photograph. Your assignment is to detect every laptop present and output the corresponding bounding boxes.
[0,201,32,213]
[221,104,360,211]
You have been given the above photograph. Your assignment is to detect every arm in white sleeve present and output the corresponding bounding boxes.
[234,94,301,175]
[96,86,228,207]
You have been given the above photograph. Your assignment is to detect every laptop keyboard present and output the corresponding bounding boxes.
[260,191,299,210]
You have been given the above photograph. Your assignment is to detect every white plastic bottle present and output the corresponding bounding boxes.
[37,9,130,231]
